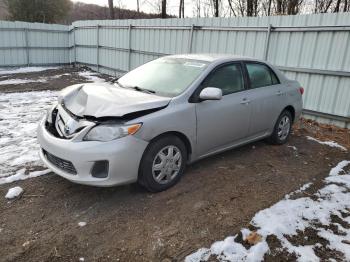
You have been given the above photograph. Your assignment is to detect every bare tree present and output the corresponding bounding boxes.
[258,0,273,16]
[211,0,348,17]
[315,0,334,13]
[332,0,349,12]
[213,0,219,16]
[192,0,202,17]
[287,0,303,14]
[276,0,284,14]
[161,0,166,18]
[267,0,272,15]
[108,0,114,19]
[229,0,247,16]
[179,0,184,17]
[246,0,258,16]
[334,0,341,11]
[6,0,71,23]
[227,0,237,16]
[136,0,140,13]
[144,0,162,13]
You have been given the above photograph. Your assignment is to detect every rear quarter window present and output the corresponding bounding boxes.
[246,63,280,88]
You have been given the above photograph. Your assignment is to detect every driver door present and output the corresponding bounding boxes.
[195,63,251,157]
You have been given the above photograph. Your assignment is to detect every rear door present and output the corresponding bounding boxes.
[243,62,285,137]
[194,62,251,157]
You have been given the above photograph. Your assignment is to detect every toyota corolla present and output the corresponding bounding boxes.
[37,54,303,192]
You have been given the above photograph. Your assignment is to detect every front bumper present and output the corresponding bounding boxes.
[37,118,148,187]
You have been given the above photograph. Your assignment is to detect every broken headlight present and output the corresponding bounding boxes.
[83,123,142,142]
[46,104,57,124]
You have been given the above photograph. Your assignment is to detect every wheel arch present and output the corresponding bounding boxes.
[137,131,192,187]
[283,105,295,123]
[148,131,192,160]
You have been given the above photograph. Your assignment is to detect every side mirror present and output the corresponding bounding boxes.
[199,87,222,101]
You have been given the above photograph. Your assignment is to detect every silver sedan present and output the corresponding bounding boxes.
[37,54,303,192]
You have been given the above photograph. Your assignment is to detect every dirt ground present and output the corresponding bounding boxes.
[0,67,349,261]
[0,66,114,93]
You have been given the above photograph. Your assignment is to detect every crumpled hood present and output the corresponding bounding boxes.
[59,83,171,118]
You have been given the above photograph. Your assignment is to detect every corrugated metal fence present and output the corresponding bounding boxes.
[0,13,349,127]
[0,21,71,66]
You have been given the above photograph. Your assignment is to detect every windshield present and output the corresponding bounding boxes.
[116,57,209,97]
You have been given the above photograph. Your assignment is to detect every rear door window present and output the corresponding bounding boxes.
[246,63,280,89]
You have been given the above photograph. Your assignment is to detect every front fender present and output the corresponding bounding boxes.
[131,102,197,159]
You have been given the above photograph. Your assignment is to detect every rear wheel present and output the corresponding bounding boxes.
[268,110,292,145]
[138,135,187,192]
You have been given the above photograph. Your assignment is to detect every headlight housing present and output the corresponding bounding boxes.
[84,123,142,142]
[46,104,57,124]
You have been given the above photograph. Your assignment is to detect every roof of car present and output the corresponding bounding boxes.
[166,53,257,63]
[164,53,288,82]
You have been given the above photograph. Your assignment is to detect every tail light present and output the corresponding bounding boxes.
[299,87,304,95]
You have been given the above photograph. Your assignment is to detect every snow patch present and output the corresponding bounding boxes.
[0,74,75,85]
[49,73,70,79]
[187,235,269,262]
[329,160,350,176]
[0,91,57,183]
[186,160,350,261]
[0,78,47,85]
[78,71,105,83]
[78,222,87,227]
[0,66,59,75]
[0,169,51,185]
[5,186,23,199]
[306,136,347,151]
[285,182,312,199]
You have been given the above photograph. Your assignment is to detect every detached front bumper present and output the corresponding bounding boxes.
[37,118,148,187]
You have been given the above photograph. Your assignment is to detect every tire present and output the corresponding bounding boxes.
[268,110,293,145]
[138,135,187,192]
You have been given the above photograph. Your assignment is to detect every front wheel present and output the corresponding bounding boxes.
[268,110,292,145]
[138,135,187,192]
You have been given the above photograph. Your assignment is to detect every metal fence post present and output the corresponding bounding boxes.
[24,28,30,66]
[188,24,195,53]
[128,24,132,71]
[73,26,76,67]
[263,24,272,60]
[96,24,100,72]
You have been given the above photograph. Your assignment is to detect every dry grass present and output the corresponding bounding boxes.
[294,118,350,149]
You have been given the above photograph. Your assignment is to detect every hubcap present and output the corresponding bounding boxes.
[152,145,182,184]
[277,115,291,140]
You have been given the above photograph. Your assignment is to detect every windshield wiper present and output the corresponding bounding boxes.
[128,86,156,94]
[114,80,125,88]
[110,77,119,83]
[114,81,155,94]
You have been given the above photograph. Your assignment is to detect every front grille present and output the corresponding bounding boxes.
[46,105,88,139]
[56,114,66,137]
[43,150,77,175]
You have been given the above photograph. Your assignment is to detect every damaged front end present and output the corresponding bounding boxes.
[45,103,95,140]
[45,83,169,141]
[39,97,151,186]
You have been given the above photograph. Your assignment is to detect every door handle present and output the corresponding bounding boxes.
[276,90,283,96]
[240,98,250,105]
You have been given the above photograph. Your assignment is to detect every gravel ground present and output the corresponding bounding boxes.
[0,67,349,261]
